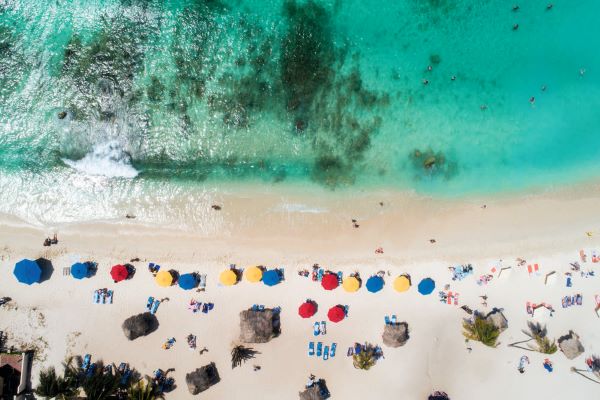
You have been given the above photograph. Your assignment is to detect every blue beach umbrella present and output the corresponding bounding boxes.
[366,275,384,293]
[418,278,435,295]
[71,263,89,280]
[13,259,41,285]
[262,269,281,287]
[178,273,198,290]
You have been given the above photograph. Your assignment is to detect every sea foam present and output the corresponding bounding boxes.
[62,141,139,178]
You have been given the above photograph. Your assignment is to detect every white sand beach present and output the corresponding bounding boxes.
[1,184,600,399]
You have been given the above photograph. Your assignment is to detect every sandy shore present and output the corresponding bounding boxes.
[1,184,600,399]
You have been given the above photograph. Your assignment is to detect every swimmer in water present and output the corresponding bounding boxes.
[529,96,535,104]
[546,4,553,10]
[423,79,429,85]
[513,24,519,30]
[451,75,456,81]
[427,65,433,71]
[512,5,519,11]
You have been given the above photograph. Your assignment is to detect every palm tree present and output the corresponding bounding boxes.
[231,344,259,369]
[508,322,557,354]
[462,316,500,347]
[81,364,120,400]
[128,378,164,400]
[35,366,77,399]
[353,348,376,370]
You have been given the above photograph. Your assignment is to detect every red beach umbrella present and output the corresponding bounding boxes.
[110,264,129,282]
[298,302,317,318]
[321,273,339,290]
[327,305,346,323]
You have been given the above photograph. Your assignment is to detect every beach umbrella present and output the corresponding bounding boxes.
[417,277,435,295]
[393,275,410,293]
[262,270,281,287]
[327,305,346,323]
[110,264,129,282]
[366,275,384,293]
[321,273,338,290]
[219,269,238,286]
[245,266,263,283]
[298,302,317,318]
[13,259,41,285]
[342,276,360,293]
[155,270,174,287]
[71,262,89,280]
[178,273,198,290]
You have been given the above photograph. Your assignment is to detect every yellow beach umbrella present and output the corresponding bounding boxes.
[394,275,411,292]
[219,269,238,286]
[245,266,263,283]
[155,270,173,287]
[342,276,360,293]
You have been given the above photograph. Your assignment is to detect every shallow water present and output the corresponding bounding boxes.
[1,0,599,225]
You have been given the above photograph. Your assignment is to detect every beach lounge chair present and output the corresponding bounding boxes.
[384,315,391,325]
[313,322,320,336]
[526,302,534,315]
[354,343,362,355]
[453,293,459,306]
[198,274,207,290]
[576,294,583,305]
[251,304,258,311]
[311,269,318,281]
[309,342,315,356]
[580,250,587,263]
[118,363,127,373]
[121,368,132,385]
[391,315,397,325]
[337,271,343,284]
[93,291,101,304]
[323,345,330,360]
[151,299,160,314]
[202,303,208,313]
[347,347,354,356]
[258,305,265,311]
[86,363,96,377]
[316,342,323,357]
[320,321,327,335]
[543,359,553,372]
[146,296,154,311]
[103,364,112,374]
[566,276,572,287]
[318,268,324,281]
[447,291,453,305]
[330,343,337,357]
[153,369,164,380]
[207,302,214,311]
[527,264,539,276]
[82,354,91,370]
[593,250,599,263]
[106,290,113,304]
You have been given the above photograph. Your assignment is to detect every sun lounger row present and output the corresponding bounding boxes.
[384,315,398,325]
[562,294,583,308]
[93,289,113,304]
[438,291,459,305]
[188,299,214,314]
[146,296,161,314]
[313,321,327,336]
[308,341,337,359]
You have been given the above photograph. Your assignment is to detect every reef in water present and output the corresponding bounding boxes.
[410,148,457,180]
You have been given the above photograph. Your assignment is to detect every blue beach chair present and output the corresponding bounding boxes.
[323,345,330,360]
[318,269,324,281]
[320,321,327,335]
[313,322,320,336]
[330,343,337,357]
[337,271,343,284]
[384,315,391,325]
[82,354,91,370]
[151,299,160,314]
[146,297,154,311]
[106,290,113,304]
[309,342,315,356]
[316,342,323,357]
[391,315,397,325]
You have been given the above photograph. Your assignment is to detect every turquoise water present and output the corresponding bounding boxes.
[1,0,600,224]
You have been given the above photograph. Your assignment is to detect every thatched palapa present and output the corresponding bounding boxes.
[121,312,159,340]
[186,363,220,395]
[239,308,280,343]
[382,322,410,348]
[484,309,508,332]
[299,379,330,400]
[557,330,584,360]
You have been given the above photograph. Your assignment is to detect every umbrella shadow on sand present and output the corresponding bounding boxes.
[36,258,54,283]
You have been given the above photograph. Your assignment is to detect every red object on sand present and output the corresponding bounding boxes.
[110,264,129,282]
[327,305,346,323]
[321,274,339,290]
[298,302,317,318]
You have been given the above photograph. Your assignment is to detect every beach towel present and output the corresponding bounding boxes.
[579,250,587,263]
[592,250,599,263]
[527,264,539,276]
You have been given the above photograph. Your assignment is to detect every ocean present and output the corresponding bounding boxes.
[1,0,599,226]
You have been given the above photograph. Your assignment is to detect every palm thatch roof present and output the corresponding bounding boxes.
[382,322,410,348]
[299,380,330,400]
[484,309,508,333]
[558,330,584,360]
[185,363,220,395]
[239,309,280,343]
[121,312,158,340]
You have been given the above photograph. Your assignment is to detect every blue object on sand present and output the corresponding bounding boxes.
[366,275,384,293]
[313,322,320,336]
[151,299,161,314]
[384,315,390,325]
[309,342,315,356]
[323,345,329,360]
[178,273,198,290]
[566,277,572,287]
[71,262,89,279]
[146,297,154,311]
[330,343,337,357]
[82,354,91,370]
[262,269,281,286]
[316,342,323,357]
[418,278,435,295]
[13,259,41,285]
